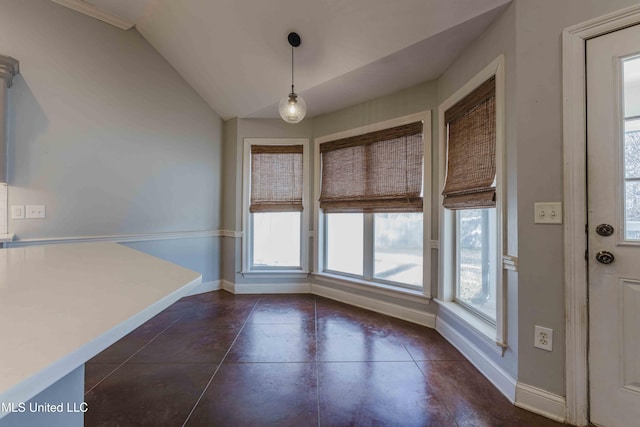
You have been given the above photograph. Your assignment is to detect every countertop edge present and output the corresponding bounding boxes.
[0,275,202,414]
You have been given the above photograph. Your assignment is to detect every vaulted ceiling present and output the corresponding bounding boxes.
[51,0,511,120]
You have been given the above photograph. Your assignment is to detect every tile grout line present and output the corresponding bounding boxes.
[314,295,321,427]
[181,296,261,427]
[390,319,462,427]
[412,359,461,427]
[84,316,182,395]
[89,293,556,426]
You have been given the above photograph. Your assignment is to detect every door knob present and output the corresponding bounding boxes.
[595,251,615,264]
[595,224,614,236]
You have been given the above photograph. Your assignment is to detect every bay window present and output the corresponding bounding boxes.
[439,56,505,345]
[315,113,431,292]
[243,139,309,273]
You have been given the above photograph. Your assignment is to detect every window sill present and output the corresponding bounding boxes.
[312,272,430,304]
[242,270,310,280]
[435,300,502,353]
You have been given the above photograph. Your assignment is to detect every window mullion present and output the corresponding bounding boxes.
[249,212,255,268]
[363,213,374,280]
[323,214,328,272]
[454,211,461,300]
[299,212,304,268]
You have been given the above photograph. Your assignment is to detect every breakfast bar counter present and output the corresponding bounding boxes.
[0,242,202,426]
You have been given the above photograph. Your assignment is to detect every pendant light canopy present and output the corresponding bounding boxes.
[279,32,306,124]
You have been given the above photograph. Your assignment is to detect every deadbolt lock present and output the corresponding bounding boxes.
[595,224,614,237]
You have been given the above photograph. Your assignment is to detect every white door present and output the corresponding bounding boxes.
[587,25,640,427]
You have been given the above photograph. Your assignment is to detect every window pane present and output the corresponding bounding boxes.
[326,213,363,276]
[624,121,640,179]
[624,119,640,241]
[374,213,423,287]
[624,56,640,119]
[253,212,300,267]
[456,208,497,321]
[626,181,640,240]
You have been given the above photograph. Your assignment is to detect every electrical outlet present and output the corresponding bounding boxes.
[25,205,46,219]
[534,325,553,351]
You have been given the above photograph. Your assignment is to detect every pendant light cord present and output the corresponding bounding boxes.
[291,45,295,94]
[279,32,305,123]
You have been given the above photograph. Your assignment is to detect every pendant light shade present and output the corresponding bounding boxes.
[279,92,306,123]
[279,32,306,124]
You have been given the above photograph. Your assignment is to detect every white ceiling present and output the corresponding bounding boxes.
[57,0,511,120]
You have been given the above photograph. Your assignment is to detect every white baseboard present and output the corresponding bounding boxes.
[220,280,435,327]
[221,280,235,293]
[515,383,566,423]
[436,316,517,402]
[311,283,436,328]
[223,281,311,294]
[185,280,221,296]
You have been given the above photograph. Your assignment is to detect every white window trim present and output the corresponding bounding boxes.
[313,111,432,296]
[437,55,507,348]
[241,137,310,275]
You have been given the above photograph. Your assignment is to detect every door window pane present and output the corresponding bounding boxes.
[374,213,423,286]
[626,181,640,240]
[624,121,640,178]
[455,208,497,322]
[253,212,301,267]
[624,119,640,240]
[623,56,640,241]
[326,213,363,276]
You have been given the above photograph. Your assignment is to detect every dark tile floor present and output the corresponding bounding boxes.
[84,291,565,426]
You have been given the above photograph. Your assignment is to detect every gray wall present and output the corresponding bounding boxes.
[123,237,220,282]
[221,118,239,231]
[511,0,640,396]
[0,0,223,281]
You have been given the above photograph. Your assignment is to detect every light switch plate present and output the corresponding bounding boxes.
[26,205,46,219]
[11,205,25,220]
[534,202,562,224]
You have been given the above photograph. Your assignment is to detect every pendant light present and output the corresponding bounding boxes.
[279,32,306,123]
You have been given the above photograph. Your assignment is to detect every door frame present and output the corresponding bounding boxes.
[563,4,640,426]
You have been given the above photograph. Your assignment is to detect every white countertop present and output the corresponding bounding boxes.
[0,242,202,409]
[0,234,14,243]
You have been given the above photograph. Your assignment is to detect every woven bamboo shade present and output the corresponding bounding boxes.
[319,121,424,213]
[442,77,496,210]
[250,145,303,213]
